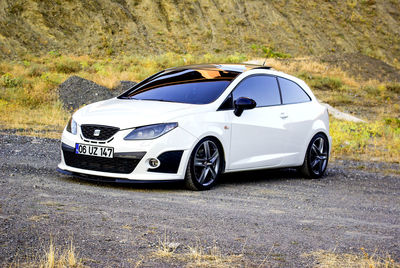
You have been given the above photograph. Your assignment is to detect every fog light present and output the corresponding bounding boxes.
[149,158,160,168]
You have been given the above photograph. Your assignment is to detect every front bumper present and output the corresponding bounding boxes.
[56,168,183,184]
[58,126,197,181]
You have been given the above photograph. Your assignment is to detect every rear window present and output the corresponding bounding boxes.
[278,77,311,104]
[119,69,239,104]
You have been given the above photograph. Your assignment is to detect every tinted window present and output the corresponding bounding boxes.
[119,69,239,104]
[233,75,281,107]
[278,77,311,104]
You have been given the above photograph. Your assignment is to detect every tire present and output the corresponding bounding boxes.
[184,138,223,190]
[300,133,329,179]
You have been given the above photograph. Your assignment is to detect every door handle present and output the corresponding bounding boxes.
[280,113,288,119]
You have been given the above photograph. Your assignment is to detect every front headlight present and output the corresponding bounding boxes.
[66,117,77,135]
[124,123,178,140]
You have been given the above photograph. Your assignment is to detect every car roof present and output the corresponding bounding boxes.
[165,64,271,74]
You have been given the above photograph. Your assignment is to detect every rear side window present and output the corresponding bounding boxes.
[278,77,311,104]
[232,75,281,107]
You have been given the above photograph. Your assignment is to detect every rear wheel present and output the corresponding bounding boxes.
[300,133,329,179]
[184,138,222,190]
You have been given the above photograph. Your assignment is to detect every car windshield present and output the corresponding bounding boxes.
[118,68,240,104]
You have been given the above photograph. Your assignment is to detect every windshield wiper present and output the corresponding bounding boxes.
[123,97,175,103]
[140,98,172,102]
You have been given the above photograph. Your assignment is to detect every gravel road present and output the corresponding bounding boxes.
[0,133,399,267]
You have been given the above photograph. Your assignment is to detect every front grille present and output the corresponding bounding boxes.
[63,150,141,174]
[81,125,119,140]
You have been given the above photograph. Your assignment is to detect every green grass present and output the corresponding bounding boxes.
[330,119,400,162]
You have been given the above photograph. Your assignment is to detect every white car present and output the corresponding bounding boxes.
[58,64,331,190]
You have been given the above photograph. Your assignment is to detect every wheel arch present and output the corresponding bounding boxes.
[301,131,330,166]
[314,130,331,156]
[302,118,331,160]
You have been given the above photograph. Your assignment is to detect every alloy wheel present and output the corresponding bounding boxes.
[309,137,328,176]
[193,140,220,186]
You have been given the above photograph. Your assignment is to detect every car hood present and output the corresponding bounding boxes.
[73,98,200,129]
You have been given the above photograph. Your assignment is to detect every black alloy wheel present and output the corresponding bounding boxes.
[300,133,329,178]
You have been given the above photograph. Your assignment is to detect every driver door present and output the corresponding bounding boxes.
[227,75,289,170]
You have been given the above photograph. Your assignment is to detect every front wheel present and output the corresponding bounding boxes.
[184,138,222,190]
[300,133,329,179]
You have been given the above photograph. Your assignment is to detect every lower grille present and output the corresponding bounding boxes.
[63,150,141,174]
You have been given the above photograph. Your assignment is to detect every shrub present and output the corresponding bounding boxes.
[48,50,61,57]
[28,63,49,77]
[386,83,400,94]
[384,117,400,129]
[262,46,291,59]
[362,85,380,95]
[0,73,22,88]
[308,76,343,91]
[250,44,291,59]
[298,73,343,91]
[226,53,247,63]
[24,81,56,107]
[328,94,353,106]
[54,59,82,74]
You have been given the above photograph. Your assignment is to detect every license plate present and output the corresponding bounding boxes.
[75,143,114,158]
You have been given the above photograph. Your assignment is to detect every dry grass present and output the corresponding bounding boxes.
[263,57,360,88]
[9,240,85,268]
[304,248,400,268]
[28,214,49,222]
[0,101,67,139]
[184,244,244,268]
[152,234,244,268]
[0,53,399,163]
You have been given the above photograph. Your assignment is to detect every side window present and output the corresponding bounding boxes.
[218,93,233,110]
[232,75,281,107]
[278,77,311,104]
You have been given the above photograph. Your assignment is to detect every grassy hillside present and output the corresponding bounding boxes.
[0,0,399,65]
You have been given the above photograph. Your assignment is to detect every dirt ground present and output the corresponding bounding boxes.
[0,133,399,267]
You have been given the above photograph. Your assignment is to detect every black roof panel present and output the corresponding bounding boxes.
[165,64,270,74]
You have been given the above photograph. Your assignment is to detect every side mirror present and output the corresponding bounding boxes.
[234,97,256,116]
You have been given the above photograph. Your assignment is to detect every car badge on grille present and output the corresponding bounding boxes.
[93,129,101,137]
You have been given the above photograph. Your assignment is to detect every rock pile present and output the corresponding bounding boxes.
[58,76,136,111]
